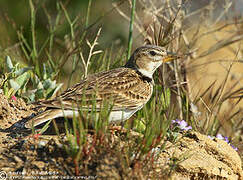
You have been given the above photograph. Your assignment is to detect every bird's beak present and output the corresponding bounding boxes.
[163,52,178,63]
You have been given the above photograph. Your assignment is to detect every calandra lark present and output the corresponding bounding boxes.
[25,45,176,129]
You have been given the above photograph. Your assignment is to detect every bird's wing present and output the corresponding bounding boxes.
[35,68,153,111]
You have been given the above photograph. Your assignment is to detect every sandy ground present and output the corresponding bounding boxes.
[0,93,242,179]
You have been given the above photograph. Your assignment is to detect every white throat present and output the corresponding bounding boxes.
[137,61,162,79]
[137,68,153,79]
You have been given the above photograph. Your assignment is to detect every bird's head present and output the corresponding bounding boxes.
[125,45,177,78]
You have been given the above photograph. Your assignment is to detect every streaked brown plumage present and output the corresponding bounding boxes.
[25,45,176,128]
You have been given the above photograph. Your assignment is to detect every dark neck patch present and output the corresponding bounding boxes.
[136,70,153,83]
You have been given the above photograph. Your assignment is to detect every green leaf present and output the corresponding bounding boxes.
[9,72,30,92]
[22,89,37,102]
[9,79,20,91]
[15,67,33,76]
[43,79,56,90]
[15,72,30,89]
[33,75,44,89]
[37,81,44,90]
[36,88,44,99]
[46,83,63,99]
[5,56,14,72]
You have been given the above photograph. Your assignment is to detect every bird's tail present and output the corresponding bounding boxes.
[25,109,79,129]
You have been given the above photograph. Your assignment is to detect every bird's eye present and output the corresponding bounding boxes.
[149,50,157,56]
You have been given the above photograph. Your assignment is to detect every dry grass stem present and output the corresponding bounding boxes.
[80,28,102,78]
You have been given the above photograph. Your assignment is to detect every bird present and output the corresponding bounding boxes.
[24,45,177,129]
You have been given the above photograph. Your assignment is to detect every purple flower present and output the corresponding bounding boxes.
[230,144,238,151]
[215,134,237,151]
[216,134,229,143]
[208,135,213,140]
[172,119,192,131]
[216,134,224,140]
[171,119,179,124]
[179,120,192,131]
[224,136,229,143]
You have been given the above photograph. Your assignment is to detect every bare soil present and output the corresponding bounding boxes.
[0,93,242,179]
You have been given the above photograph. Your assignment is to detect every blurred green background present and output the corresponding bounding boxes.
[0,0,129,49]
[0,0,132,93]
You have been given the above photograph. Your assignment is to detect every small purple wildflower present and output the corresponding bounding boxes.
[179,120,192,131]
[172,119,192,131]
[214,134,238,151]
[224,136,229,144]
[208,135,213,140]
[216,134,224,140]
[171,119,179,124]
[216,134,230,143]
[230,144,238,151]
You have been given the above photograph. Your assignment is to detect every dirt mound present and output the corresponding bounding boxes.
[0,93,34,129]
[158,132,243,179]
[0,93,242,179]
